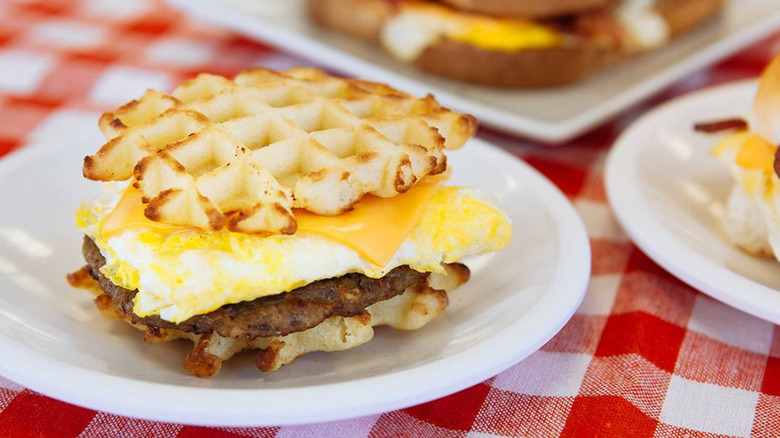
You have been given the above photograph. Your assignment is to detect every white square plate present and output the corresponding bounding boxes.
[166,0,780,143]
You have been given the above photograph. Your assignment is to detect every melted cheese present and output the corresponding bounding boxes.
[713,131,778,196]
[449,20,564,51]
[295,173,445,266]
[102,186,195,238]
[736,133,777,173]
[101,174,447,267]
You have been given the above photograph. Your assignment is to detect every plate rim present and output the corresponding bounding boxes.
[605,78,780,325]
[0,137,591,426]
[163,0,780,144]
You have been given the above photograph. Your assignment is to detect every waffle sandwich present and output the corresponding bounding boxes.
[310,0,723,87]
[68,67,512,377]
[698,52,780,259]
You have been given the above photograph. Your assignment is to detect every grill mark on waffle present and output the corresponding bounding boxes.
[83,67,476,234]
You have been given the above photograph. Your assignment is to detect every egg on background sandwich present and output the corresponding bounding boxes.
[67,67,512,377]
[698,51,780,259]
[309,0,723,87]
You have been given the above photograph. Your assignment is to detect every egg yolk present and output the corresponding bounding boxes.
[401,0,564,52]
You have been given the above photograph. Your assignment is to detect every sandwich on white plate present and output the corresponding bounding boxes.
[67,67,512,377]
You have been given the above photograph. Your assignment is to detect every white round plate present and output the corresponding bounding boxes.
[0,120,590,426]
[607,79,780,325]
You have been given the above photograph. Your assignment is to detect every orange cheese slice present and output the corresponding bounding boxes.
[295,172,447,266]
[736,133,777,173]
[100,172,448,267]
[101,186,196,238]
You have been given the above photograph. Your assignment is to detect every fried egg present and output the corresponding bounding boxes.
[76,180,512,323]
[380,1,564,62]
[378,0,670,64]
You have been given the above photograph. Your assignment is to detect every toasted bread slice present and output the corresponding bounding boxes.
[415,42,609,88]
[440,0,612,19]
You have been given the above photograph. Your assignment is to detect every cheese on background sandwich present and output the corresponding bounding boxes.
[67,67,512,377]
[309,0,723,87]
[702,52,780,259]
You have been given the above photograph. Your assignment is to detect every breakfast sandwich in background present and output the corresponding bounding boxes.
[67,67,512,377]
[698,51,780,259]
[309,0,724,87]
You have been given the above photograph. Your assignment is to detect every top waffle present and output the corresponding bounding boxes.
[83,67,477,234]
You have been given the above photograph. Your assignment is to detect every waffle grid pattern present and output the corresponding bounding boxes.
[84,67,474,233]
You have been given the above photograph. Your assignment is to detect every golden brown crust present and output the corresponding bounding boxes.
[255,340,288,372]
[440,0,611,19]
[66,265,100,293]
[415,42,605,88]
[185,334,223,378]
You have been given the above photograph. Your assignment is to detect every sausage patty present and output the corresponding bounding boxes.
[82,236,430,338]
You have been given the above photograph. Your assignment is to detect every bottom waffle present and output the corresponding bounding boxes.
[68,263,469,377]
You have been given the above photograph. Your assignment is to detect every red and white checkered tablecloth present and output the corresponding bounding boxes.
[2,0,780,436]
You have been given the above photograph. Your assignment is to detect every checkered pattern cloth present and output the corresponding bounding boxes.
[1,0,779,436]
